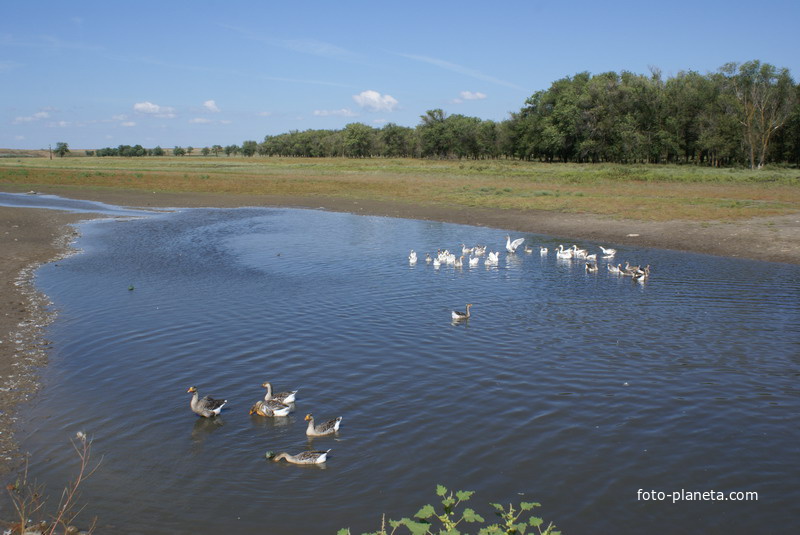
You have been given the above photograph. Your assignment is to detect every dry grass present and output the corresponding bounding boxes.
[1,156,798,222]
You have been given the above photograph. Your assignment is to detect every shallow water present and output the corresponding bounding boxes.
[6,199,800,534]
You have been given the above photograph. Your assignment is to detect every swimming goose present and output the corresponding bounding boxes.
[425,253,432,264]
[622,262,641,276]
[468,255,480,267]
[249,399,292,417]
[305,413,343,437]
[556,245,573,259]
[524,245,533,254]
[432,257,441,268]
[187,386,227,418]
[506,235,525,253]
[585,262,598,272]
[571,245,589,258]
[452,303,472,321]
[633,265,651,281]
[461,244,473,255]
[608,263,623,274]
[485,251,500,265]
[454,255,464,268]
[540,246,548,255]
[409,250,417,264]
[262,382,298,404]
[473,245,486,256]
[266,449,331,464]
[599,246,617,256]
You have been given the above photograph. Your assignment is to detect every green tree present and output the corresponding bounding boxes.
[722,60,796,169]
[241,140,258,157]
[418,109,453,158]
[343,123,375,157]
[151,145,165,156]
[54,142,70,158]
[173,146,186,156]
[201,147,210,156]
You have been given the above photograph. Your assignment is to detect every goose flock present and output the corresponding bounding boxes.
[187,382,341,465]
[408,236,652,321]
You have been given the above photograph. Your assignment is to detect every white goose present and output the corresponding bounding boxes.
[473,245,486,256]
[599,246,617,257]
[506,235,525,253]
[454,255,464,268]
[540,246,548,255]
[485,251,500,265]
[452,303,472,321]
[408,250,417,264]
[556,245,573,259]
[468,255,480,267]
[461,244,473,255]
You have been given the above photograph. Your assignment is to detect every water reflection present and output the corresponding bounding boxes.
[13,203,800,535]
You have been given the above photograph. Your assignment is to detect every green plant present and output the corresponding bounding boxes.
[338,485,559,535]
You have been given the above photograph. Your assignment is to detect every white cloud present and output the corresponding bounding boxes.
[460,91,487,100]
[220,120,233,125]
[189,117,212,124]
[314,108,358,117]
[121,121,136,127]
[203,99,220,113]
[13,110,50,123]
[112,114,128,121]
[353,90,398,112]
[133,101,176,118]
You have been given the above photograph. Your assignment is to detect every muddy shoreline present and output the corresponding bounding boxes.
[1,186,799,476]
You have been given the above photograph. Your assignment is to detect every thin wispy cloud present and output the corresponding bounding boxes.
[313,108,358,117]
[189,117,212,124]
[397,53,523,90]
[203,100,220,113]
[13,110,51,123]
[2,33,103,53]
[222,24,359,62]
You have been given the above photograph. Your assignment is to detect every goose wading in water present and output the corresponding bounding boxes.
[452,304,472,321]
[266,449,331,465]
[249,398,292,417]
[262,382,298,404]
[305,413,343,437]
[187,386,227,418]
[506,235,525,253]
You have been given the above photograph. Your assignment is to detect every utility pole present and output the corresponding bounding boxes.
[49,144,52,159]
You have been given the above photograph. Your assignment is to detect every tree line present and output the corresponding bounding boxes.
[84,60,799,169]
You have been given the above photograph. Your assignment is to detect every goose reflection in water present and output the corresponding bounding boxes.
[191,415,225,445]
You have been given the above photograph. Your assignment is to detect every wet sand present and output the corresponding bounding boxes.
[1,187,799,475]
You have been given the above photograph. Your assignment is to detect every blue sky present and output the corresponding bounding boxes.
[3,0,799,150]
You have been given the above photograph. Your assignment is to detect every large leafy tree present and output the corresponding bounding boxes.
[54,142,70,158]
[722,60,796,169]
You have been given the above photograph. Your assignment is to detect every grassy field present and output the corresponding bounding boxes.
[1,155,798,221]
